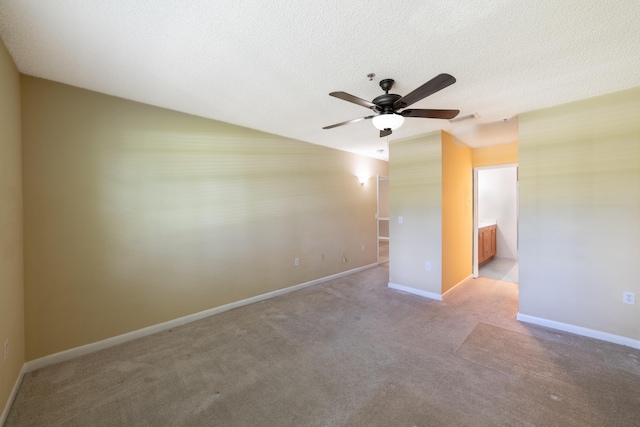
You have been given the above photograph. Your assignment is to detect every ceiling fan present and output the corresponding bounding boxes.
[323,74,459,137]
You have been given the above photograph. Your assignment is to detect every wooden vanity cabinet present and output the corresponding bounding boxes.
[478,225,497,265]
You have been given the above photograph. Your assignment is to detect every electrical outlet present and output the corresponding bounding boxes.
[398,216,403,224]
[425,262,431,271]
[3,339,8,361]
[361,244,365,252]
[623,292,635,305]
[294,258,299,266]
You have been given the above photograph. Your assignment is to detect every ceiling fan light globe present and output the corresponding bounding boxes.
[372,113,404,130]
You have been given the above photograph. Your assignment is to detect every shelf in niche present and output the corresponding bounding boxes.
[378,217,389,221]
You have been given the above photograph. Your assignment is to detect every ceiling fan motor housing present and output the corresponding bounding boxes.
[373,79,401,113]
[372,93,402,113]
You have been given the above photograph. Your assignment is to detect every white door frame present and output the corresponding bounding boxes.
[377,175,388,264]
[473,164,518,278]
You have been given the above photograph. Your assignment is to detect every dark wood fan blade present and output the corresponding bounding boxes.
[323,115,374,130]
[400,109,460,120]
[380,128,392,138]
[393,74,456,110]
[329,92,377,109]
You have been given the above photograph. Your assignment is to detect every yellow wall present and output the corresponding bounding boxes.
[389,133,442,294]
[519,86,640,340]
[21,76,388,360]
[442,132,472,293]
[472,141,518,167]
[0,39,24,416]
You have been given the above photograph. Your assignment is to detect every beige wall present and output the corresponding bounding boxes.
[0,39,24,416]
[442,132,473,293]
[389,133,442,294]
[472,141,518,167]
[519,87,640,340]
[21,76,388,360]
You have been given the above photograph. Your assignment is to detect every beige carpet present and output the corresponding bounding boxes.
[6,265,640,426]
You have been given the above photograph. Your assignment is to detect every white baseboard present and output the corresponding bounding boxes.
[387,275,473,302]
[24,263,378,373]
[388,282,442,301]
[1,364,25,427]
[517,313,640,350]
[442,274,473,299]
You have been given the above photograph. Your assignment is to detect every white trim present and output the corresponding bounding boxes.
[473,163,519,278]
[1,364,25,427]
[387,276,473,302]
[475,163,519,171]
[517,313,640,350]
[472,167,479,278]
[442,274,473,299]
[376,175,389,265]
[24,264,377,373]
[388,282,442,301]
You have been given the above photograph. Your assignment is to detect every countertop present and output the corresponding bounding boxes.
[478,219,497,228]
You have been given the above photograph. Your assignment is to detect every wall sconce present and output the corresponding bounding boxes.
[357,175,369,186]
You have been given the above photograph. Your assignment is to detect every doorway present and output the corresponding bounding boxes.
[377,175,389,264]
[473,165,518,282]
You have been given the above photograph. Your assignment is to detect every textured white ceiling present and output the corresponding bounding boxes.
[1,1,639,161]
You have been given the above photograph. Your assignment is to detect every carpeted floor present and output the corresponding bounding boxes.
[6,265,640,426]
